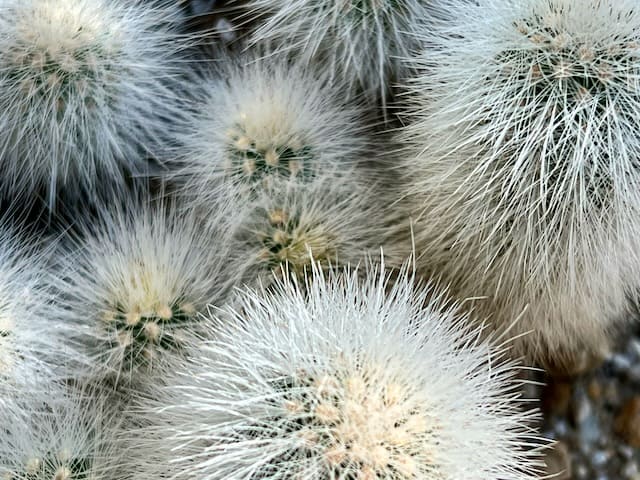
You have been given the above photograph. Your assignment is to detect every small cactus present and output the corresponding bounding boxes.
[175,57,368,203]
[54,200,243,385]
[0,386,120,480]
[246,0,434,109]
[231,176,394,286]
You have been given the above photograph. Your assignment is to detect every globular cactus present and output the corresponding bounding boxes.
[246,0,435,109]
[175,57,367,203]
[53,200,243,386]
[129,262,545,480]
[400,0,640,372]
[0,0,188,209]
[231,176,395,286]
[0,385,121,480]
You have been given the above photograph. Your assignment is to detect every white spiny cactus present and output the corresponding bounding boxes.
[52,199,243,386]
[246,0,435,109]
[0,225,63,387]
[0,385,121,480]
[129,261,545,480]
[0,0,188,208]
[400,0,640,371]
[228,175,397,287]
[175,57,368,204]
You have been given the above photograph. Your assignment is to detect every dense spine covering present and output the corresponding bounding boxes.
[0,0,189,209]
[0,385,121,480]
[52,200,243,386]
[0,225,62,387]
[246,0,435,109]
[400,0,640,370]
[129,262,544,480]
[175,57,368,200]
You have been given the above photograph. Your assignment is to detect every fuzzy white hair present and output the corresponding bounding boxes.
[0,384,121,480]
[400,0,640,371]
[174,56,369,206]
[0,224,66,387]
[227,174,399,288]
[0,0,189,209]
[52,199,244,387]
[129,261,545,480]
[246,0,435,110]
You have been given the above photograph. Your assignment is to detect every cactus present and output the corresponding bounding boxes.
[0,386,120,480]
[246,0,434,110]
[0,0,188,209]
[130,261,545,480]
[175,57,367,203]
[54,199,243,385]
[229,175,395,287]
[400,0,640,371]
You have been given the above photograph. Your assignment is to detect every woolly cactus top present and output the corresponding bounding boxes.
[132,263,544,480]
[55,202,242,382]
[100,269,198,366]
[176,59,366,202]
[7,0,121,98]
[225,114,314,184]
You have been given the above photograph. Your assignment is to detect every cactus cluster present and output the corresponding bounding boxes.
[2,0,639,478]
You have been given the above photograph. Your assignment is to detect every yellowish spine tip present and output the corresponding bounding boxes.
[272,230,289,245]
[235,136,251,151]
[288,159,302,176]
[117,330,133,348]
[283,400,303,414]
[268,209,288,225]
[314,403,341,424]
[243,158,256,176]
[53,466,72,480]
[180,302,196,315]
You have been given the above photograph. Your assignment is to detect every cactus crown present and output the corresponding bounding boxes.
[7,0,122,113]
[226,119,314,184]
[260,355,433,479]
[12,453,91,480]
[255,206,335,274]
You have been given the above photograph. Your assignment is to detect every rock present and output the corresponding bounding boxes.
[610,353,632,374]
[544,441,572,480]
[571,387,592,426]
[543,378,572,416]
[588,379,602,401]
[615,397,640,447]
